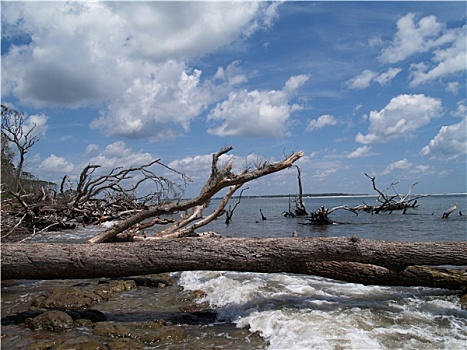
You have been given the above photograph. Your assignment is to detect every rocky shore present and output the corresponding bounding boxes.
[1,274,267,349]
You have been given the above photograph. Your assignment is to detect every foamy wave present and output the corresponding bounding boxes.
[178,271,467,350]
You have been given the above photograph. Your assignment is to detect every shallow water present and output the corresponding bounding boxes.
[2,194,466,349]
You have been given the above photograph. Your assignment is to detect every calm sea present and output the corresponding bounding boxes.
[2,194,466,349]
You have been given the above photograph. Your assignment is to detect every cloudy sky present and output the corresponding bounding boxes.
[1,1,466,198]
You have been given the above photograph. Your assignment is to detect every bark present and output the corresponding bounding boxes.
[2,237,466,290]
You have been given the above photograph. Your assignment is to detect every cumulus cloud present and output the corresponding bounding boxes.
[347,145,372,159]
[379,13,455,63]
[420,117,467,160]
[40,154,75,174]
[207,75,309,138]
[378,12,465,86]
[24,113,48,138]
[346,67,402,89]
[409,29,466,86]
[1,2,281,137]
[381,158,412,175]
[87,141,155,169]
[355,94,443,144]
[307,114,337,131]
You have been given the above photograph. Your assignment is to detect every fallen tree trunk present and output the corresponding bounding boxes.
[2,237,466,289]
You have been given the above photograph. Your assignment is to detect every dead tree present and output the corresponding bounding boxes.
[2,237,466,290]
[87,147,304,243]
[1,159,189,240]
[225,187,248,225]
[363,174,427,214]
[1,105,39,193]
[294,165,308,216]
[442,203,458,219]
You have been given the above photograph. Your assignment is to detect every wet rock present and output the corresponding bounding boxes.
[184,289,208,301]
[106,338,145,349]
[30,280,136,311]
[30,287,107,310]
[129,273,174,288]
[92,322,133,338]
[460,293,467,310]
[55,336,108,350]
[27,310,74,332]
[97,279,136,293]
[27,339,64,350]
[92,321,186,345]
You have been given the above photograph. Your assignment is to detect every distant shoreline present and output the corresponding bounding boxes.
[212,192,467,200]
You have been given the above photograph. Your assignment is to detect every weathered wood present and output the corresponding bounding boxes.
[87,150,304,243]
[2,237,466,289]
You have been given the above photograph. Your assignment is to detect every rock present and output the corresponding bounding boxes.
[27,339,64,350]
[97,279,136,293]
[31,286,107,310]
[27,310,74,332]
[106,338,145,349]
[55,336,108,350]
[30,280,136,311]
[92,322,133,338]
[460,293,467,310]
[92,321,186,345]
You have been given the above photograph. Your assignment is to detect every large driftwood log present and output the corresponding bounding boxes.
[87,148,304,243]
[2,237,466,290]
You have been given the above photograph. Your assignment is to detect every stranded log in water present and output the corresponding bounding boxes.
[2,237,467,290]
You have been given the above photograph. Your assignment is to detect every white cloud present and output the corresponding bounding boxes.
[420,117,467,160]
[312,168,338,180]
[409,28,466,86]
[446,81,461,95]
[347,145,372,159]
[451,100,466,118]
[382,158,412,175]
[379,13,455,64]
[307,114,337,131]
[378,12,465,86]
[355,94,443,144]
[24,113,48,138]
[85,144,100,156]
[40,154,75,174]
[207,75,309,138]
[90,61,213,140]
[87,141,155,169]
[374,67,403,85]
[346,70,377,89]
[347,68,402,90]
[368,35,383,47]
[1,2,281,138]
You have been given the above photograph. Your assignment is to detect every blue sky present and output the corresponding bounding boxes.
[1,1,466,198]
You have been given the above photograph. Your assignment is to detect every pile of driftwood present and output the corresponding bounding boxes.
[1,147,304,243]
[300,174,432,226]
[1,160,187,241]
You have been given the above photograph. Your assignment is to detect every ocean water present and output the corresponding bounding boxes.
[173,194,467,349]
[3,194,467,349]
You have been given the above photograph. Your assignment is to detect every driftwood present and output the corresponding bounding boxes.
[2,237,466,290]
[87,148,304,243]
[294,166,307,216]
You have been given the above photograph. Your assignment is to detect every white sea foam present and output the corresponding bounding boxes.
[178,271,467,350]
